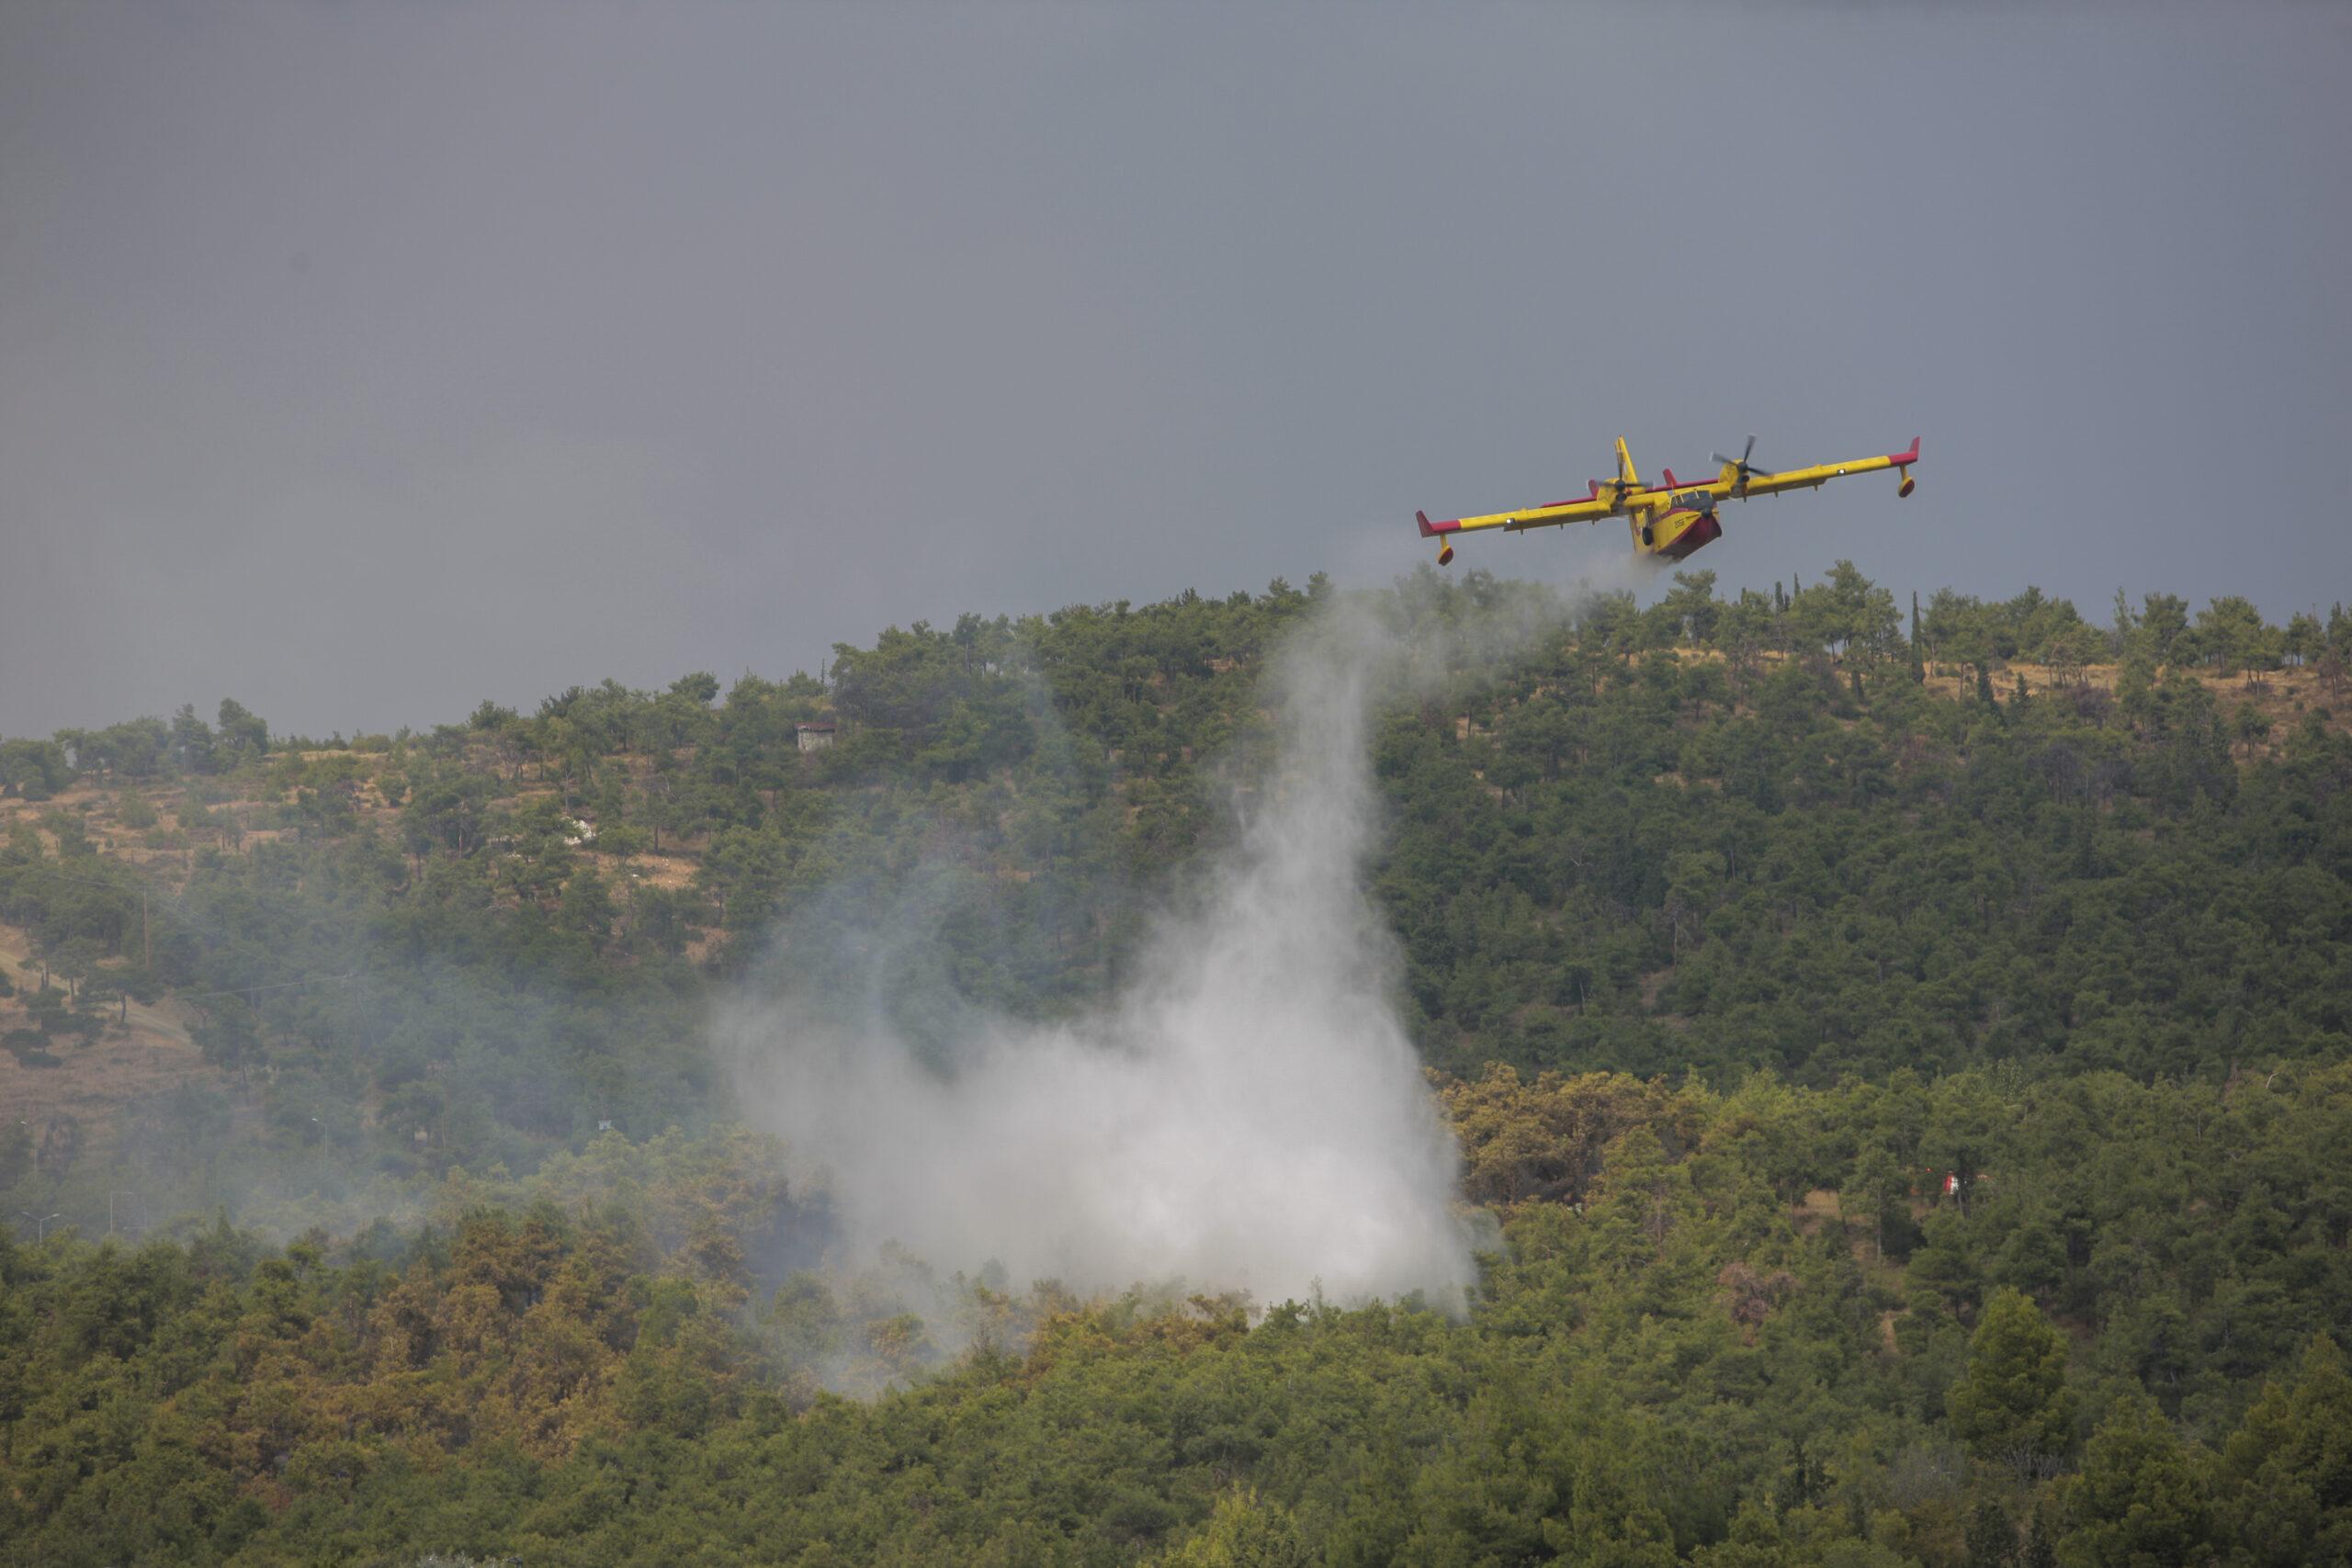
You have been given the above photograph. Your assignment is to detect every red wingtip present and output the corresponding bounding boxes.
[1661,468,1678,488]
[1891,436,1920,465]
[1416,509,1435,537]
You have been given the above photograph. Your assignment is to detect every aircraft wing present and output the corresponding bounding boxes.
[1736,438,1919,499]
[1418,489,1615,540]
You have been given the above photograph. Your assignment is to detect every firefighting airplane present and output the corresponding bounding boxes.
[1415,434,1919,565]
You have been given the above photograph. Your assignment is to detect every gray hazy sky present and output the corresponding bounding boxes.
[4,3,2347,739]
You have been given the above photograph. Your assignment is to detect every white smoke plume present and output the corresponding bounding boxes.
[719,588,1566,1309]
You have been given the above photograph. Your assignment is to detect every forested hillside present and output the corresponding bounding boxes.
[5,565,2351,1566]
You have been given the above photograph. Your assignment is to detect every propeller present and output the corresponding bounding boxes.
[1711,434,1776,487]
[1602,454,1645,504]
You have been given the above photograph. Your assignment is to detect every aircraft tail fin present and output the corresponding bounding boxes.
[1615,436,1640,489]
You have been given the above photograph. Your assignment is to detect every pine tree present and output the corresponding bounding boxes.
[2109,586,2137,658]
[1949,1288,2073,1478]
[2018,1506,2058,1568]
[2216,1334,2352,1564]
[2062,1397,2210,1566]
[1964,1498,2017,1568]
[1159,1489,1314,1567]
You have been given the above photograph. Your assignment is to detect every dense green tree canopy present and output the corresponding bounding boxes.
[3,565,2350,1564]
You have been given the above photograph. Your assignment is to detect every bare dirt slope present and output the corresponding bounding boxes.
[0,919,217,1143]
